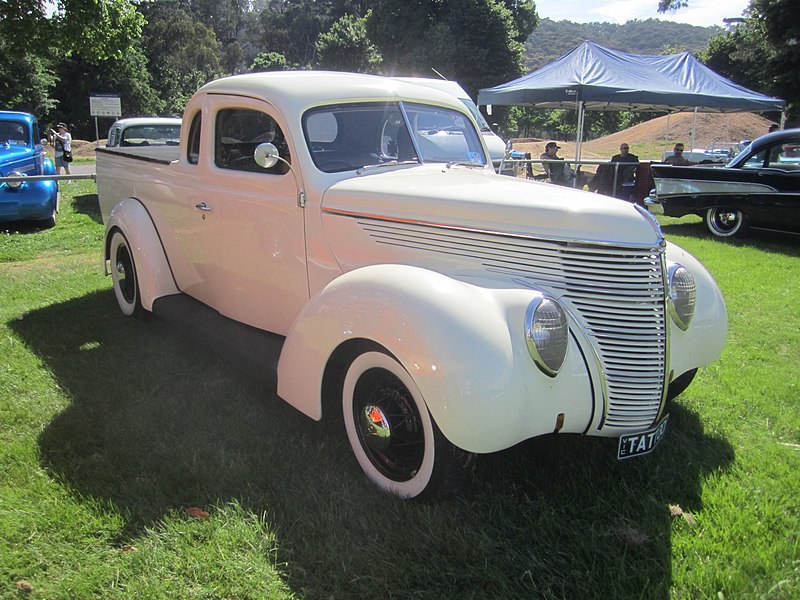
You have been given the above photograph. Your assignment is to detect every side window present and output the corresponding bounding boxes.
[214,108,290,174]
[187,112,202,165]
[741,149,767,170]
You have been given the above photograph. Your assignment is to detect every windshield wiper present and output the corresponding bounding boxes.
[445,161,485,169]
[357,160,418,173]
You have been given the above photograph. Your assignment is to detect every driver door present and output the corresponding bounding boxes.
[188,95,308,336]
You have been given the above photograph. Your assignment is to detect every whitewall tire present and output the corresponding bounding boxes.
[342,350,471,500]
[109,230,144,317]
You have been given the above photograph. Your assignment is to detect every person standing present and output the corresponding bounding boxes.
[610,143,639,199]
[50,122,72,177]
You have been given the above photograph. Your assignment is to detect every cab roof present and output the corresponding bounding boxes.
[197,71,467,117]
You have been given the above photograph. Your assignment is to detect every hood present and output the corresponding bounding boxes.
[0,145,33,176]
[321,165,662,247]
[482,132,507,163]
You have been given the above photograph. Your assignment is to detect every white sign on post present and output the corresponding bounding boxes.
[89,95,122,117]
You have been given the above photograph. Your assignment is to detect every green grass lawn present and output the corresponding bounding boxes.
[1,183,798,599]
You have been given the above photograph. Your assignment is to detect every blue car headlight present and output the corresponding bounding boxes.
[667,263,696,330]
[525,295,569,377]
[5,171,26,189]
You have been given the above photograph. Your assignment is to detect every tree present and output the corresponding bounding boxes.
[254,0,366,68]
[315,13,381,72]
[250,52,290,72]
[750,0,800,122]
[139,5,222,115]
[366,0,535,98]
[698,1,798,123]
[0,0,144,119]
[50,48,164,138]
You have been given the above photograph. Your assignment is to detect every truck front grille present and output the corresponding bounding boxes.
[360,220,667,431]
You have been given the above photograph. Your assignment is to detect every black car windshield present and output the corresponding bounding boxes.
[0,120,28,146]
[303,101,486,173]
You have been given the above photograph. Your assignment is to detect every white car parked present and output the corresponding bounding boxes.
[96,72,727,500]
[105,117,181,148]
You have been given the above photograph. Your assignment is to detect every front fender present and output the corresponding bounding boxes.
[104,198,179,311]
[277,264,594,453]
[665,241,728,377]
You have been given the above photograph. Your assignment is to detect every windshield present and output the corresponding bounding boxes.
[458,98,492,132]
[0,120,29,146]
[120,125,181,147]
[303,101,486,173]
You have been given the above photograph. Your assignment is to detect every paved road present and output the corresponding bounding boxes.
[68,163,95,176]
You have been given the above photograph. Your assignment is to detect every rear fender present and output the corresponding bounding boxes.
[104,198,179,311]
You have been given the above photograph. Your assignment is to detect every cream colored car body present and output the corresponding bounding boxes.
[97,72,727,459]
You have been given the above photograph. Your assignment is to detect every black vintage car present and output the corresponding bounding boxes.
[648,128,800,237]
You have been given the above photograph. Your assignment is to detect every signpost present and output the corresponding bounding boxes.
[89,94,122,142]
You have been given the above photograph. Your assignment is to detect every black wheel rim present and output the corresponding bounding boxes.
[353,368,425,482]
[711,209,739,233]
[115,243,136,304]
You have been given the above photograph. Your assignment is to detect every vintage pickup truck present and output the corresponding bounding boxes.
[96,72,727,499]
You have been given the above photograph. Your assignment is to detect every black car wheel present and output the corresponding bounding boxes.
[705,207,748,238]
[109,230,144,317]
[342,350,472,500]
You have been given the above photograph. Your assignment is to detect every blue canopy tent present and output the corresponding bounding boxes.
[478,41,786,160]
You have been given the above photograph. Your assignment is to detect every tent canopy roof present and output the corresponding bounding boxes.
[478,41,785,113]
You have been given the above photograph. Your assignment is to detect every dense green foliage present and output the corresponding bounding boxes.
[700,0,800,122]
[1,1,795,140]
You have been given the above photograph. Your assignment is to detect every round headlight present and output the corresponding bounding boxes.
[6,171,25,189]
[668,263,696,330]
[525,295,569,377]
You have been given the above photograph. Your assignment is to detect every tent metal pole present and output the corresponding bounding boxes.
[575,99,584,163]
[691,107,698,150]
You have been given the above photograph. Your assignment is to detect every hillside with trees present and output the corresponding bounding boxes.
[523,18,722,71]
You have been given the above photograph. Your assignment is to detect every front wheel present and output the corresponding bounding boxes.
[109,230,145,318]
[342,351,472,500]
[705,207,748,238]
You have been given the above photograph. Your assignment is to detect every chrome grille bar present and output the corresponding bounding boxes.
[360,220,667,430]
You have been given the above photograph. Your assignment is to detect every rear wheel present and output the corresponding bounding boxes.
[705,207,748,237]
[109,230,144,317]
[342,351,472,500]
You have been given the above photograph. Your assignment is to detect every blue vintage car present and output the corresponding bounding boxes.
[1,110,59,228]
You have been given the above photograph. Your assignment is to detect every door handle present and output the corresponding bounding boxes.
[195,202,212,211]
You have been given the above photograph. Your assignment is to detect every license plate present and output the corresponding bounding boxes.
[617,414,669,459]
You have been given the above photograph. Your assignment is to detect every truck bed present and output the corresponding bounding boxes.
[96,145,181,165]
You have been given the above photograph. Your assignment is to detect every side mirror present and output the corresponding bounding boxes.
[254,142,280,169]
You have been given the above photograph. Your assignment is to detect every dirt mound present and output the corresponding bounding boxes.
[71,140,101,158]
[513,112,774,160]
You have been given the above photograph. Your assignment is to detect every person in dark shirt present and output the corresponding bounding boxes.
[610,143,639,199]
[539,141,574,186]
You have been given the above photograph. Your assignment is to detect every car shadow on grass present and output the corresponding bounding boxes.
[71,192,103,224]
[14,290,735,599]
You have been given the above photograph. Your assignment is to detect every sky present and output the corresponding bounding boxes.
[533,0,751,27]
